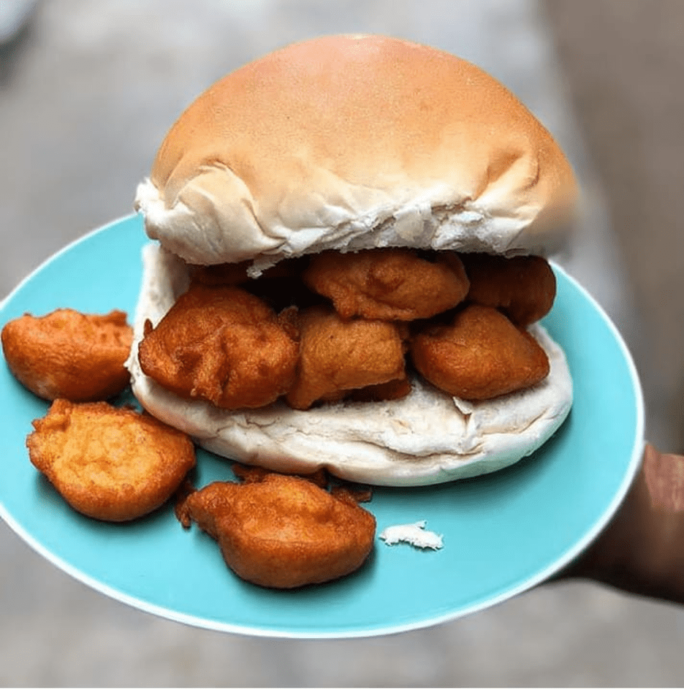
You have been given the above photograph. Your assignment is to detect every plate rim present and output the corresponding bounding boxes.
[0,214,645,639]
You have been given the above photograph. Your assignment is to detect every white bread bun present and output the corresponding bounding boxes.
[126,243,573,486]
[134,34,577,273]
[129,35,577,485]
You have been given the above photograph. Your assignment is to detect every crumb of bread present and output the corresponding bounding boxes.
[379,521,443,550]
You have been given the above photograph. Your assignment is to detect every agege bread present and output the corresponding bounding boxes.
[129,34,578,486]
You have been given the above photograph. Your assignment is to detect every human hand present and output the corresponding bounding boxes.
[556,444,684,604]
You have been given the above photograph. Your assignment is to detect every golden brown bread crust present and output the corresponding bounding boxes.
[27,400,196,522]
[137,34,578,267]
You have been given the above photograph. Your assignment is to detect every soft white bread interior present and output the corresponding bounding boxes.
[135,34,578,273]
[126,244,573,486]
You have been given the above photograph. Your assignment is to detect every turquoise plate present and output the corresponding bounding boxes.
[0,215,643,638]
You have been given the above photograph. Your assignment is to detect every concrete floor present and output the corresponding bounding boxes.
[2,0,684,686]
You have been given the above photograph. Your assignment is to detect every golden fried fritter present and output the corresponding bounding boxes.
[285,305,408,410]
[410,304,550,400]
[302,248,470,321]
[177,471,376,589]
[27,400,196,522]
[461,253,556,326]
[138,284,299,409]
[1,309,132,402]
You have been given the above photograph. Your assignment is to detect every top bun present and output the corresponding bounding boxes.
[135,34,578,271]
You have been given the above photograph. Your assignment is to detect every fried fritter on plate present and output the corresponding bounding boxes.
[138,283,299,409]
[286,305,408,410]
[302,248,470,320]
[1,308,132,401]
[177,468,376,589]
[410,304,550,400]
[461,253,556,327]
[27,400,196,522]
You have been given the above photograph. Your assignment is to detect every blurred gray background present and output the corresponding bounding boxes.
[2,0,684,686]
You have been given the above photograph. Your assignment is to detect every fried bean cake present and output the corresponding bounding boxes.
[2,308,132,401]
[27,400,196,522]
[285,305,409,410]
[138,284,299,410]
[177,468,376,589]
[410,304,550,400]
[302,248,470,321]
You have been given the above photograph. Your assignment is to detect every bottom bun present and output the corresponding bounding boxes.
[126,243,573,487]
